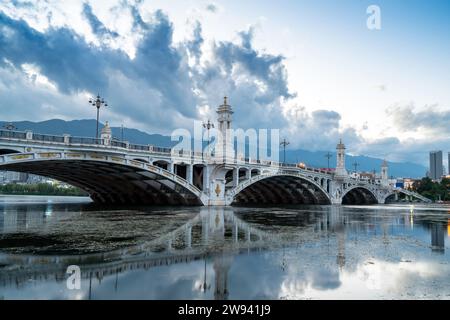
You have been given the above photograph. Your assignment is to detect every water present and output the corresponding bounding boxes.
[0,195,449,300]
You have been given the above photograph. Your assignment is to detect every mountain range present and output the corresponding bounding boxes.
[0,119,427,178]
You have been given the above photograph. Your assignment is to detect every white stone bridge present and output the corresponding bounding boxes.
[0,99,430,206]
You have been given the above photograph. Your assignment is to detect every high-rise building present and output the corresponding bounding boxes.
[429,151,443,181]
[448,152,450,176]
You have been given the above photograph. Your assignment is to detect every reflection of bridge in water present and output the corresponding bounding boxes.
[0,205,446,299]
[0,207,280,299]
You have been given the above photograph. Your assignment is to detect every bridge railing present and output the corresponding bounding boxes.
[32,133,65,143]
[111,140,128,148]
[69,136,103,145]
[0,130,26,139]
[129,143,151,152]
[1,129,341,175]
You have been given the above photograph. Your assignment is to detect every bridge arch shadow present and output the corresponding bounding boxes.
[342,186,378,205]
[0,153,204,206]
[230,174,332,205]
[0,148,21,155]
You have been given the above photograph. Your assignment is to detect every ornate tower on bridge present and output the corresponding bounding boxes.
[101,121,112,146]
[381,159,389,186]
[214,97,235,163]
[335,139,347,178]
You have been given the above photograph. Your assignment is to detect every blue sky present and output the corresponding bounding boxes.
[0,0,449,166]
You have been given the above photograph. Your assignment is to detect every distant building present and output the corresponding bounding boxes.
[0,170,47,184]
[1,171,27,183]
[448,152,450,176]
[429,151,443,181]
[403,178,418,190]
[359,172,375,180]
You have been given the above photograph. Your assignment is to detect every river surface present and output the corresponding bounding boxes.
[0,195,449,300]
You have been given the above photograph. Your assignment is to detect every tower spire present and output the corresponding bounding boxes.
[215,96,235,163]
[335,138,348,178]
[381,158,389,186]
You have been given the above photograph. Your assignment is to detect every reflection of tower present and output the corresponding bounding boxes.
[431,222,445,253]
[208,208,225,240]
[335,139,347,177]
[214,97,235,163]
[336,226,346,269]
[330,206,345,269]
[0,208,4,233]
[213,254,233,300]
[381,159,389,186]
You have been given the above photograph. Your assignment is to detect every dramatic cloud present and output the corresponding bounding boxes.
[0,2,447,168]
[205,3,218,13]
[386,103,450,135]
[285,108,362,152]
[0,5,298,134]
[186,21,203,65]
[82,2,119,39]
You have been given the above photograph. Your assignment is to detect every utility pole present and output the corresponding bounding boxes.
[280,138,290,165]
[353,161,359,173]
[121,124,124,142]
[325,152,332,170]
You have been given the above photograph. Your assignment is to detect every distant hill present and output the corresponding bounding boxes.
[0,119,173,147]
[1,119,427,178]
[282,149,426,179]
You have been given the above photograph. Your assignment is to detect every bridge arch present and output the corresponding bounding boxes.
[0,152,205,206]
[382,189,431,203]
[132,158,150,163]
[228,173,332,205]
[0,148,21,155]
[341,186,378,205]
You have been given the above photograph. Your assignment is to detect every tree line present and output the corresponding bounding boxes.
[411,177,450,201]
[0,183,88,197]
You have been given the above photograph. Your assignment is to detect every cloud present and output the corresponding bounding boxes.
[0,6,300,135]
[285,108,362,151]
[386,103,450,135]
[205,3,218,13]
[192,26,295,130]
[374,84,386,92]
[1,2,446,168]
[82,2,119,39]
[186,20,203,65]
[0,8,200,132]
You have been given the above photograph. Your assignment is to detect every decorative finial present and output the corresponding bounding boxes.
[224,96,227,105]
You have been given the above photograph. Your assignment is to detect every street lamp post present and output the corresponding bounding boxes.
[2,123,17,131]
[280,138,290,165]
[199,259,211,292]
[89,94,108,140]
[203,120,214,157]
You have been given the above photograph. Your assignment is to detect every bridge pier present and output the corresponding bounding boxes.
[232,168,239,187]
[187,164,193,184]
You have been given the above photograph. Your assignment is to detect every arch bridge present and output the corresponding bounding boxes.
[0,129,429,206]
